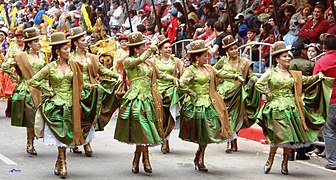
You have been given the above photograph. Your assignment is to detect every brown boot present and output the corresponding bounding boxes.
[225,142,232,153]
[58,147,67,179]
[132,146,142,173]
[195,144,208,172]
[84,143,93,157]
[281,148,290,175]
[232,139,238,152]
[26,128,37,155]
[54,156,61,176]
[142,146,152,173]
[161,140,170,154]
[5,98,12,117]
[264,146,278,174]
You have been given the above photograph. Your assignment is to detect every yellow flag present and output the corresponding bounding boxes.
[42,14,53,25]
[0,4,9,27]
[81,4,92,31]
[9,7,18,30]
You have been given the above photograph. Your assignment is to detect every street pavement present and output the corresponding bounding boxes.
[1,100,336,180]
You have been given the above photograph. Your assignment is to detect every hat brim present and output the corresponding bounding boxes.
[222,39,238,49]
[126,40,147,47]
[158,38,170,48]
[23,36,40,42]
[0,30,8,37]
[187,47,209,54]
[49,39,71,46]
[271,48,291,56]
[68,32,86,39]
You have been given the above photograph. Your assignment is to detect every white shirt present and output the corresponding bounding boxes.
[109,6,123,27]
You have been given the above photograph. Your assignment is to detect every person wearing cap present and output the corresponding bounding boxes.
[290,41,315,76]
[167,7,179,44]
[0,28,25,117]
[152,35,184,154]
[68,27,119,157]
[179,39,242,172]
[0,27,9,55]
[2,27,47,156]
[29,32,85,179]
[114,32,162,174]
[214,35,260,153]
[235,13,249,40]
[214,2,227,23]
[256,41,332,175]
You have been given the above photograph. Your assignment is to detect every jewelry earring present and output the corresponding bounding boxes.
[196,61,199,66]
[137,53,140,57]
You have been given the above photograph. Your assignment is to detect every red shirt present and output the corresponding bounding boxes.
[167,17,178,44]
[299,18,329,43]
[313,50,336,104]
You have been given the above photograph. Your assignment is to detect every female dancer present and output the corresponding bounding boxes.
[256,41,332,175]
[1,28,24,117]
[179,40,243,172]
[68,27,119,156]
[114,32,163,174]
[153,35,184,154]
[1,27,46,155]
[214,35,260,153]
[29,32,86,179]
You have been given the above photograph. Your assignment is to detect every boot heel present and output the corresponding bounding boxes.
[132,152,141,173]
[143,150,152,173]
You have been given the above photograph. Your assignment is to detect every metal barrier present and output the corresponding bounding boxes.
[171,39,193,59]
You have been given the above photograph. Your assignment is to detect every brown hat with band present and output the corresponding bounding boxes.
[68,27,86,39]
[222,35,238,49]
[23,27,40,42]
[49,32,70,46]
[271,41,291,56]
[126,32,147,47]
[187,40,209,54]
[156,35,170,48]
[118,34,128,42]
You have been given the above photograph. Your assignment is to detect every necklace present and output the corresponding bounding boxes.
[162,59,172,64]
[276,66,288,72]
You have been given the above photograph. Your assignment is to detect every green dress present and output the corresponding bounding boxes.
[1,52,47,128]
[114,49,161,145]
[29,61,77,146]
[214,56,260,134]
[153,54,182,138]
[256,67,332,147]
[179,64,237,144]
[69,52,119,135]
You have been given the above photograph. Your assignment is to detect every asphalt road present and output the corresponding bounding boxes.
[0,100,336,180]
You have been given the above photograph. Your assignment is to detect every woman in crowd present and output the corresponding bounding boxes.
[68,27,120,156]
[214,35,260,153]
[307,43,322,61]
[29,32,86,179]
[1,27,47,156]
[153,35,184,154]
[256,41,332,175]
[114,32,163,174]
[179,40,243,172]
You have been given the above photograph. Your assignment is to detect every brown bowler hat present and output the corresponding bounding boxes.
[187,40,209,54]
[222,35,238,49]
[156,35,170,48]
[118,34,128,42]
[68,27,86,39]
[49,32,70,46]
[271,41,291,56]
[126,32,147,47]
[23,28,40,42]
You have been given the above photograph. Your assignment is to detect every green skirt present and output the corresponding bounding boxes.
[41,100,74,146]
[257,103,323,148]
[159,84,180,138]
[114,97,162,145]
[179,99,226,145]
[11,87,35,128]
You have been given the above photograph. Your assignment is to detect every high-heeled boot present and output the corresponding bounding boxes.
[232,139,238,152]
[84,143,93,157]
[26,128,37,155]
[225,142,232,153]
[54,155,61,176]
[5,98,12,117]
[58,147,67,179]
[142,146,152,173]
[132,146,142,173]
[161,139,170,154]
[281,148,290,175]
[195,145,208,172]
[194,149,200,170]
[264,146,278,174]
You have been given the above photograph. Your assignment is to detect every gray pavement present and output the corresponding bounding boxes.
[1,100,336,179]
